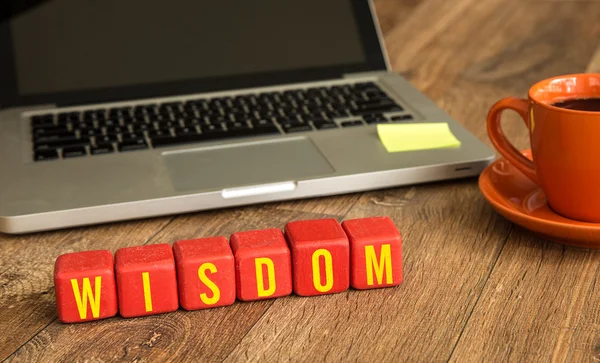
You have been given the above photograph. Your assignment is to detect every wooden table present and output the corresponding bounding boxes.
[3,1,600,361]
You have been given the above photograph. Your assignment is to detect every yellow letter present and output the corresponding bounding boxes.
[255,258,276,297]
[70,276,102,319]
[312,249,333,292]
[198,262,221,305]
[142,272,152,312]
[365,244,393,285]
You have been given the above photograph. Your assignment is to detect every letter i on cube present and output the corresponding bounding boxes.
[173,236,236,310]
[285,218,350,296]
[342,216,402,289]
[115,244,179,318]
[230,228,293,301]
[54,250,118,323]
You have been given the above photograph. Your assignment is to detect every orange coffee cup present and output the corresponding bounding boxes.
[487,73,600,223]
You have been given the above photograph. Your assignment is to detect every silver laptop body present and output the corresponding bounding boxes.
[0,0,495,233]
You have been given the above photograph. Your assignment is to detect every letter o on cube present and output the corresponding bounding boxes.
[285,218,349,296]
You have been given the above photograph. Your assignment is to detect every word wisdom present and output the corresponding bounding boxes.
[53,216,402,323]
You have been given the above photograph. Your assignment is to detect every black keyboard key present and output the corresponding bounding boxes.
[35,136,90,150]
[118,138,148,152]
[325,110,349,119]
[254,125,280,134]
[341,120,364,127]
[83,111,96,121]
[363,113,388,124]
[122,133,144,141]
[274,117,299,125]
[159,113,175,121]
[34,149,59,161]
[95,134,117,144]
[281,122,312,133]
[57,112,80,123]
[251,119,275,128]
[353,82,377,90]
[115,106,131,115]
[207,115,228,125]
[62,146,87,158]
[104,126,126,135]
[35,131,77,143]
[229,125,280,138]
[131,123,151,132]
[174,126,198,136]
[31,114,55,127]
[180,117,201,127]
[72,122,91,130]
[81,128,101,137]
[200,124,227,137]
[391,114,414,121]
[148,129,171,138]
[32,125,70,137]
[353,99,397,108]
[91,143,115,155]
[122,114,135,124]
[151,133,206,148]
[311,119,338,130]
[228,121,251,132]
[351,104,403,116]
[98,119,118,127]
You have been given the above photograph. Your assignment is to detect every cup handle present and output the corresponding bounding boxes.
[486,97,539,184]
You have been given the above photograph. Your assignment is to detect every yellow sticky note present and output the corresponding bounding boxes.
[377,122,461,152]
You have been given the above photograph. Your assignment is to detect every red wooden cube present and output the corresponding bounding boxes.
[284,218,349,296]
[54,250,118,323]
[230,228,292,301]
[342,216,403,289]
[173,236,236,310]
[115,244,179,318]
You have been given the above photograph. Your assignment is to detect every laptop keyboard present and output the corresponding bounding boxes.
[29,82,413,161]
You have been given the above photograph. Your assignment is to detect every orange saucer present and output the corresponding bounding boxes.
[479,149,600,249]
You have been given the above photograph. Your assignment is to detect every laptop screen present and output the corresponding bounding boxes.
[0,0,387,107]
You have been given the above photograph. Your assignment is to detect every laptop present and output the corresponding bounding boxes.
[0,0,495,234]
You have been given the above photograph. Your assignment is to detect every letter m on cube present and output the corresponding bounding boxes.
[342,216,402,289]
[54,250,118,323]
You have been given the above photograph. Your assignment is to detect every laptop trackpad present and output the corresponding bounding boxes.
[162,137,335,192]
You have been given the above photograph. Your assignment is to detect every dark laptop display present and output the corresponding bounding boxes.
[0,0,386,107]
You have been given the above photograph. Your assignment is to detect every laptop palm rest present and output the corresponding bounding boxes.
[162,137,335,193]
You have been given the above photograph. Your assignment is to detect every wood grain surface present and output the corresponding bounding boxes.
[3,0,600,361]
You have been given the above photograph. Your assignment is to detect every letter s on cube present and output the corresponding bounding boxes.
[341,216,402,289]
[285,218,349,296]
[115,244,179,318]
[54,250,118,323]
[173,237,236,310]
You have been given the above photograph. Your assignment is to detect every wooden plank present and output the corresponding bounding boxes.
[223,180,511,361]
[371,0,422,35]
[270,194,362,216]
[448,233,600,362]
[446,1,600,361]
[380,0,517,99]
[5,207,343,362]
[0,217,173,361]
[586,42,600,72]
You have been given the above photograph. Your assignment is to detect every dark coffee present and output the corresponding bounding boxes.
[551,97,600,111]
